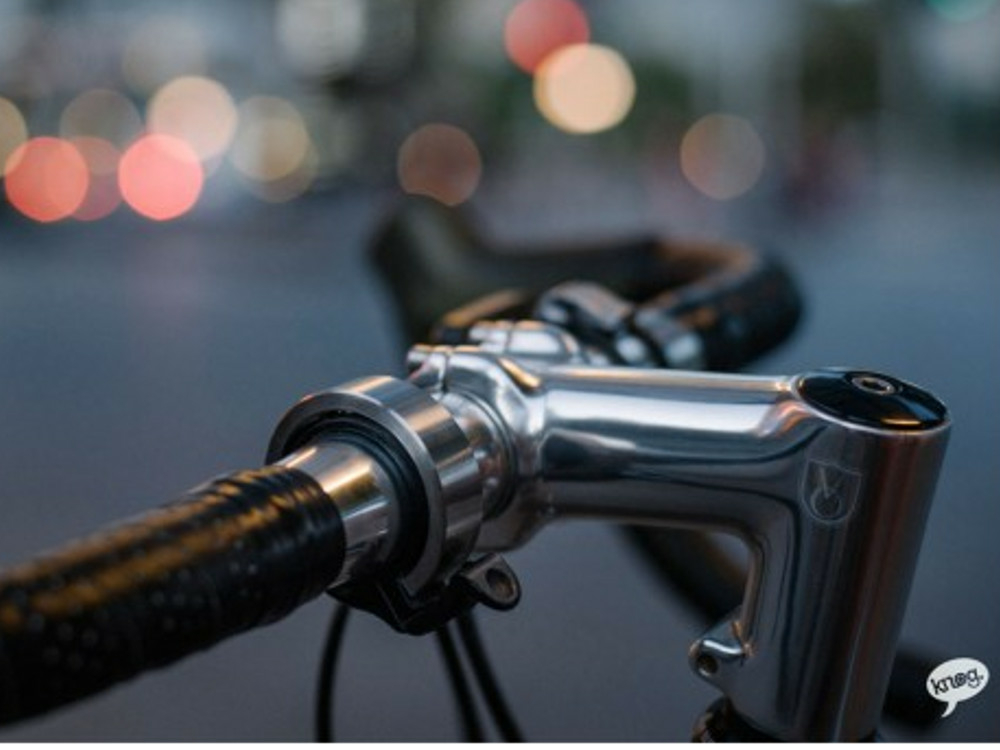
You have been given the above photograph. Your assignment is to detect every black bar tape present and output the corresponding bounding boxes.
[373,197,669,341]
[635,253,803,371]
[0,465,344,726]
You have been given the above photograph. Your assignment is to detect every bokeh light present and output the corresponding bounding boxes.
[0,97,28,172]
[4,137,89,223]
[70,137,122,221]
[505,0,589,74]
[122,16,208,95]
[119,134,203,221]
[276,0,365,76]
[59,89,143,149]
[242,147,319,204]
[396,123,482,206]
[148,76,238,163]
[680,114,766,201]
[533,44,636,134]
[229,96,311,182]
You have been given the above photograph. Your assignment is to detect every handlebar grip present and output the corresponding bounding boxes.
[634,250,803,371]
[0,465,344,726]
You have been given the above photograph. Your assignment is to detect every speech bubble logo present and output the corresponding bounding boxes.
[926,657,989,717]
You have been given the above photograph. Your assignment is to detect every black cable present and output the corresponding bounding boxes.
[435,623,485,742]
[315,603,351,742]
[456,611,525,742]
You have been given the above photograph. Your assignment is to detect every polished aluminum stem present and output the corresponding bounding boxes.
[269,322,949,741]
[406,332,949,741]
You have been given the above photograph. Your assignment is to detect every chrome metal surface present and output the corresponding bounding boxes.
[267,376,484,592]
[631,306,707,370]
[278,441,398,586]
[464,320,589,364]
[406,343,950,741]
[434,391,512,520]
[268,324,950,740]
[534,281,658,366]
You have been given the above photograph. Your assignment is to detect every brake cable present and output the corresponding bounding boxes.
[315,594,523,741]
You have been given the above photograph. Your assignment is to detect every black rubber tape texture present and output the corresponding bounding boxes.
[651,257,802,371]
[0,465,344,725]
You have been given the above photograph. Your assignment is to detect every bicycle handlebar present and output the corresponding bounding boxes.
[0,217,951,739]
[373,198,802,372]
[0,356,950,740]
[0,466,349,725]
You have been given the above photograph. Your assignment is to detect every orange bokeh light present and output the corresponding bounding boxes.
[680,114,766,201]
[4,137,89,223]
[71,137,122,221]
[118,134,203,221]
[0,97,28,170]
[534,44,636,134]
[397,123,482,207]
[505,0,589,74]
[147,76,238,162]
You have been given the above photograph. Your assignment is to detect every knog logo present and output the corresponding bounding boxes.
[926,657,989,717]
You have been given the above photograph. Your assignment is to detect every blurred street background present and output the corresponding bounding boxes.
[0,0,998,741]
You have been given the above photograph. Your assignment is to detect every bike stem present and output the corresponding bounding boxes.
[268,323,950,741]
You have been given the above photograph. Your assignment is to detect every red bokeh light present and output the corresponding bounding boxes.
[4,137,90,222]
[71,136,122,221]
[118,134,202,221]
[504,0,589,74]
